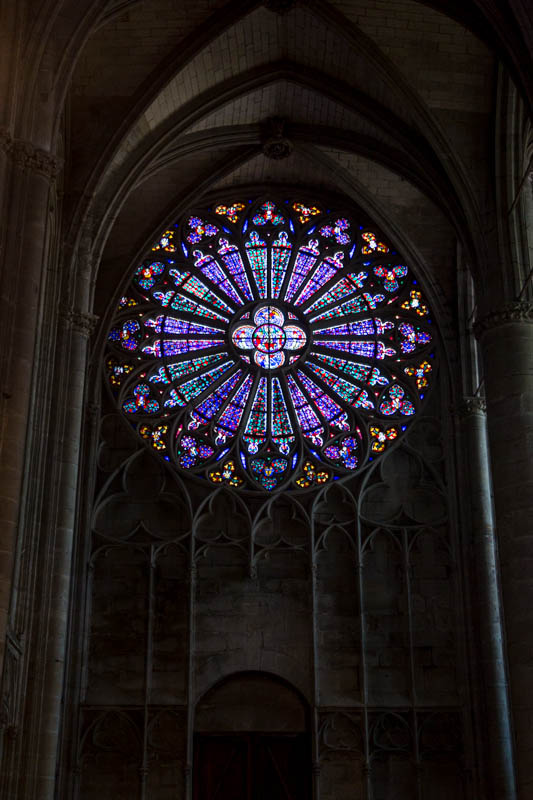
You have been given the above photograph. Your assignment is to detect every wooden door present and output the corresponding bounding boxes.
[194,733,310,800]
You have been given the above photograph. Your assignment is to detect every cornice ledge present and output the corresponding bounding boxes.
[0,128,63,179]
[453,397,487,418]
[473,301,533,339]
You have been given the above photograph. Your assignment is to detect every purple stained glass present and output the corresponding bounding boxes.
[271,231,292,298]
[245,232,268,298]
[286,374,324,446]
[243,377,268,453]
[284,240,321,302]
[193,249,242,305]
[294,251,344,306]
[186,216,218,244]
[152,290,229,322]
[319,218,351,245]
[218,238,254,301]
[296,370,350,429]
[214,374,254,443]
[169,268,235,315]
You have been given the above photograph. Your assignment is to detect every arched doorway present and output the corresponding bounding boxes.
[194,672,311,800]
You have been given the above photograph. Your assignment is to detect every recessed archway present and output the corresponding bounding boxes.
[194,672,311,800]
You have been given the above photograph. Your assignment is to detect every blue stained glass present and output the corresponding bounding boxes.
[149,353,226,385]
[109,319,141,351]
[310,291,386,323]
[245,232,268,298]
[284,240,320,302]
[306,272,368,317]
[296,371,350,429]
[141,339,224,358]
[214,374,254,443]
[243,377,268,453]
[271,231,292,298]
[310,352,389,387]
[286,374,324,446]
[380,384,415,416]
[169,268,234,314]
[193,250,242,305]
[152,290,228,322]
[315,340,396,359]
[374,264,408,292]
[218,238,254,301]
[178,361,233,403]
[144,315,224,336]
[270,376,295,454]
[304,362,371,409]
[232,325,255,350]
[314,319,377,337]
[294,251,344,306]
[135,261,165,290]
[186,216,218,244]
[252,201,284,226]
[319,218,351,244]
[398,322,432,353]
[189,371,242,428]
[123,384,159,415]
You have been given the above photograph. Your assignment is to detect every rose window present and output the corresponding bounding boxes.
[106,198,436,492]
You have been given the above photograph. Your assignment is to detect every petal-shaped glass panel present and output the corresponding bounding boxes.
[232,325,255,350]
[284,325,306,350]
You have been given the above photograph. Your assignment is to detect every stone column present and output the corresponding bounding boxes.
[0,132,61,674]
[457,397,516,799]
[31,302,97,800]
[475,302,533,800]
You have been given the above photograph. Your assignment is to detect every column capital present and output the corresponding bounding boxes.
[453,397,487,419]
[0,127,63,180]
[474,301,533,339]
[60,308,99,337]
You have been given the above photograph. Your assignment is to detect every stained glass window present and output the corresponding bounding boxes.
[106,197,436,491]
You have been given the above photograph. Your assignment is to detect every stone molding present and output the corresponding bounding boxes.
[261,116,293,160]
[61,308,99,336]
[0,126,63,180]
[473,301,533,338]
[86,402,101,425]
[454,397,487,418]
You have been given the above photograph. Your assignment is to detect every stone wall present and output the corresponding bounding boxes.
[69,390,470,799]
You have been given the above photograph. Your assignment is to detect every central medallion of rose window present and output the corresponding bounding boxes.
[232,305,307,369]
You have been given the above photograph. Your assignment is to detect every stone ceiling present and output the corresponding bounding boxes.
[64,0,505,319]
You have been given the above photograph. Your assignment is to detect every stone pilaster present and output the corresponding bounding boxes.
[474,302,533,799]
[31,298,97,800]
[0,133,61,677]
[456,397,517,799]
